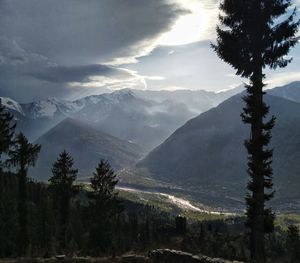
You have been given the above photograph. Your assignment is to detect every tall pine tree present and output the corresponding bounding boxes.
[88,160,121,254]
[0,99,16,168]
[0,99,16,256]
[48,150,78,250]
[212,1,299,262]
[7,133,41,256]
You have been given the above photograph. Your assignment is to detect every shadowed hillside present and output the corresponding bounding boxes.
[138,94,300,207]
[32,118,143,180]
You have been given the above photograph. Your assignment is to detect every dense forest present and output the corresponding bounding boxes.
[1,165,300,262]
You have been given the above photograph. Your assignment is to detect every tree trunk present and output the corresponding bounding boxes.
[60,193,70,250]
[17,166,28,256]
[250,65,265,263]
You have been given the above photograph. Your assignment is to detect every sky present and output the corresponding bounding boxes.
[0,0,300,102]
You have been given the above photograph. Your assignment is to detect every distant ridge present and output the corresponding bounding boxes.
[268,81,300,103]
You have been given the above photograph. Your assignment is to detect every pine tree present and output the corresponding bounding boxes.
[6,133,41,256]
[89,160,119,206]
[0,99,16,168]
[286,225,300,262]
[212,1,299,262]
[0,99,17,256]
[88,160,121,253]
[48,150,78,250]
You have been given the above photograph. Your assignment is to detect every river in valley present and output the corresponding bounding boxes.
[117,186,235,216]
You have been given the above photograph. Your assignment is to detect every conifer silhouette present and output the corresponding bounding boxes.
[212,1,299,262]
[0,99,16,168]
[7,133,41,255]
[48,150,78,250]
[88,160,120,253]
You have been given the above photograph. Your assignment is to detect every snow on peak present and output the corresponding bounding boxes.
[35,100,58,117]
[99,89,135,103]
[0,97,24,115]
[111,89,134,98]
[1,90,139,120]
[74,90,136,107]
[22,97,67,118]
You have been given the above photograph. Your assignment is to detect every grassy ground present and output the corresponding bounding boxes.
[275,213,300,230]
[118,168,160,188]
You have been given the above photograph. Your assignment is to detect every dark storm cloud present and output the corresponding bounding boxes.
[0,0,187,101]
[31,65,133,84]
[0,0,187,65]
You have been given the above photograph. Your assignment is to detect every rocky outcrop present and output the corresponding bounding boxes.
[148,249,244,263]
[121,255,148,263]
[0,255,148,263]
[0,250,244,263]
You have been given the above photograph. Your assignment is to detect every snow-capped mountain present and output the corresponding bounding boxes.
[70,90,196,152]
[1,90,138,119]
[0,97,24,115]
[21,97,76,119]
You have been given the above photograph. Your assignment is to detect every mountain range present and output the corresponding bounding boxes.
[1,87,241,153]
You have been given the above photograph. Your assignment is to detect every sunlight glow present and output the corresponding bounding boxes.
[157,1,210,46]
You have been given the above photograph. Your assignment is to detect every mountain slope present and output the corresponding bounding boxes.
[137,94,300,207]
[269,81,300,103]
[32,118,143,180]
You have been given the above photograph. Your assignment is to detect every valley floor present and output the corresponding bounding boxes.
[117,186,236,216]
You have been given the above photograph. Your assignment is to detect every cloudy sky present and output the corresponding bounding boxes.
[0,0,299,102]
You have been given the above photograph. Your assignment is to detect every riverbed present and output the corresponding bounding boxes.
[117,186,235,216]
